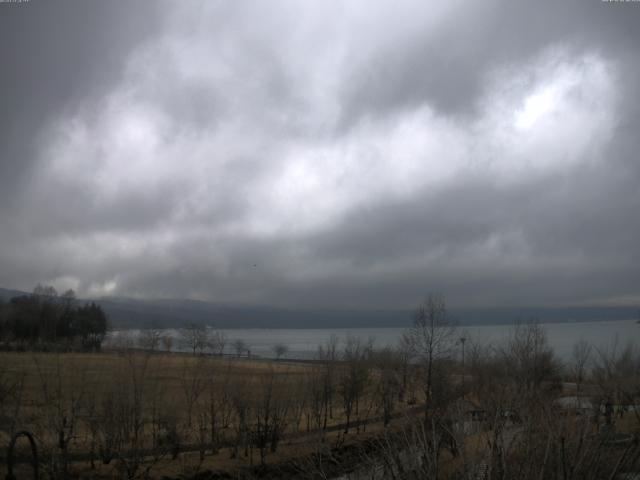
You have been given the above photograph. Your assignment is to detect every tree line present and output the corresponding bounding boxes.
[0,284,108,350]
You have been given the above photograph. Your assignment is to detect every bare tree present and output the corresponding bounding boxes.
[396,333,415,403]
[202,360,232,454]
[161,334,173,353]
[571,339,592,395]
[208,330,227,356]
[339,335,370,433]
[288,373,309,435]
[117,352,151,478]
[179,323,210,356]
[137,327,161,352]
[305,368,326,433]
[317,334,339,429]
[179,356,208,428]
[592,339,640,422]
[407,294,455,414]
[371,347,399,426]
[0,356,24,437]
[229,379,251,460]
[110,329,136,352]
[271,342,289,360]
[90,350,174,479]
[32,353,87,478]
[251,368,292,465]
[233,338,247,357]
[501,321,559,394]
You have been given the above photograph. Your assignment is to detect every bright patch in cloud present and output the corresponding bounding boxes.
[515,87,557,129]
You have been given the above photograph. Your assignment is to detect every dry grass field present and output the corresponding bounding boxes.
[0,349,412,479]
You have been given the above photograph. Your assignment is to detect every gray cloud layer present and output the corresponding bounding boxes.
[1,0,640,310]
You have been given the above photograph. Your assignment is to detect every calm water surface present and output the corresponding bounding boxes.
[111,319,640,362]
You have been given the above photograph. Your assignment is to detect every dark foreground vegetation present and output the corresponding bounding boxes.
[0,293,638,479]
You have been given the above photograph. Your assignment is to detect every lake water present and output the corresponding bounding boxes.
[109,319,640,362]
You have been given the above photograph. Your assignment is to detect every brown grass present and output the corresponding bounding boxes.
[0,350,404,479]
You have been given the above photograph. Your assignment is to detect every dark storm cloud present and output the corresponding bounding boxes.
[1,0,640,310]
[0,1,163,186]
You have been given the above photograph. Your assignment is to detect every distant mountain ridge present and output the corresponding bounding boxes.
[0,287,28,300]
[0,287,637,329]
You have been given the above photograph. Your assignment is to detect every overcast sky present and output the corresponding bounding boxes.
[1,0,640,309]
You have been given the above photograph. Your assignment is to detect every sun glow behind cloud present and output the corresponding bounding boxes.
[511,52,610,133]
[515,87,557,130]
